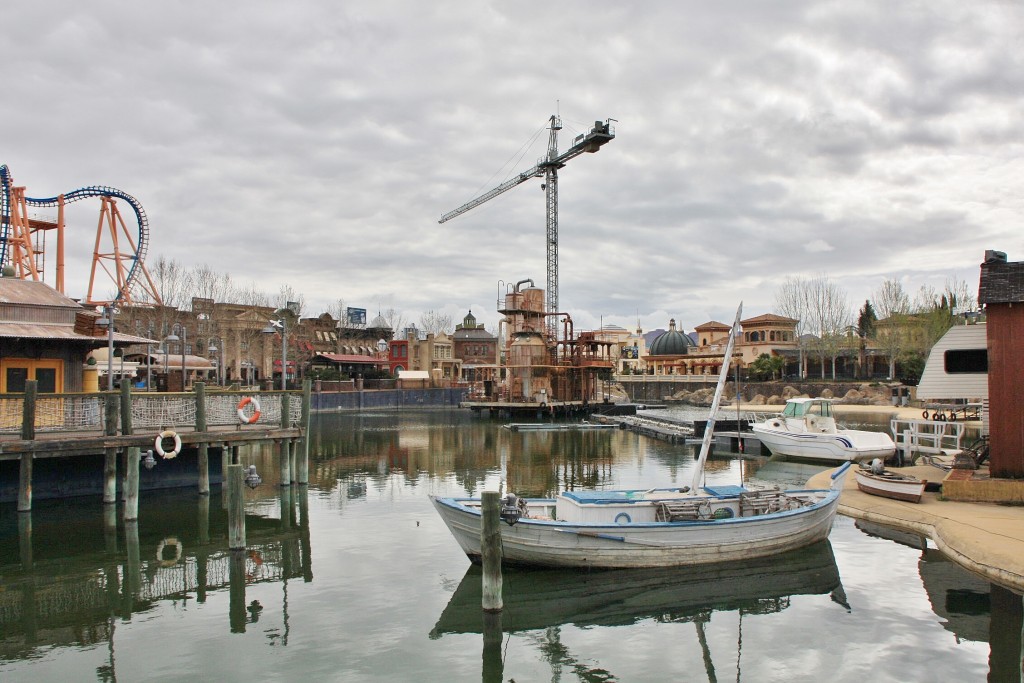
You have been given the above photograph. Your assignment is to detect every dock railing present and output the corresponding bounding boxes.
[1,387,305,436]
[890,418,966,458]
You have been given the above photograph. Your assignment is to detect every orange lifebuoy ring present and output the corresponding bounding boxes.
[237,396,261,424]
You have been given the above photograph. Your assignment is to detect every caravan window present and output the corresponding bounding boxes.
[944,349,987,374]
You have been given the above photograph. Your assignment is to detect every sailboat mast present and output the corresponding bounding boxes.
[690,302,743,492]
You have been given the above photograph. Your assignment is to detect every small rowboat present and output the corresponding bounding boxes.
[854,464,927,504]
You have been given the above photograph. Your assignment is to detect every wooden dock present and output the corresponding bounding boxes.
[2,380,311,514]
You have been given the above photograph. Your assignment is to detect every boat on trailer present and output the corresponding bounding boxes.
[751,397,896,463]
[431,303,853,569]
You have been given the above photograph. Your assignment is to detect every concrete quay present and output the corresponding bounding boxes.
[808,465,1024,593]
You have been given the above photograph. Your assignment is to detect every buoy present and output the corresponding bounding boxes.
[237,396,261,424]
[154,430,182,459]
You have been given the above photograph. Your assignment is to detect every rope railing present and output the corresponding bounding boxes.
[0,389,305,435]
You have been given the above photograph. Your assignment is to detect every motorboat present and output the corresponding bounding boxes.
[751,398,895,463]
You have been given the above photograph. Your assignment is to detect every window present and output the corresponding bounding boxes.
[944,349,987,374]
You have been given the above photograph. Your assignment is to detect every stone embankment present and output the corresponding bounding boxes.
[643,382,896,409]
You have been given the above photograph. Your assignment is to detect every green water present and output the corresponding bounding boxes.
[0,408,1011,682]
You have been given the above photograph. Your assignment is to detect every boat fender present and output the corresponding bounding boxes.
[155,430,182,459]
[237,396,262,424]
[156,537,183,567]
[922,410,930,419]
[614,512,631,524]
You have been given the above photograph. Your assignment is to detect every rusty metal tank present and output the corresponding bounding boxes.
[509,331,550,401]
[522,287,545,313]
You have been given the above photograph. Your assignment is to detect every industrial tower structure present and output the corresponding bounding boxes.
[439,115,615,340]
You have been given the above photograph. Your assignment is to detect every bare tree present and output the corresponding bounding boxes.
[774,276,812,378]
[382,308,407,337]
[872,279,911,319]
[804,275,851,379]
[419,310,454,336]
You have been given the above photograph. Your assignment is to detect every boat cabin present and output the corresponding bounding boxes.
[781,398,834,419]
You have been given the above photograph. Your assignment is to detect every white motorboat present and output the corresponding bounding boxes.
[431,303,853,569]
[751,398,896,463]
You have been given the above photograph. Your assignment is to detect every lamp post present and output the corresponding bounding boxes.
[98,305,115,390]
[208,338,224,386]
[164,328,179,392]
[262,317,287,390]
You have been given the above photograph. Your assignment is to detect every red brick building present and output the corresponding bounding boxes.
[978,249,1024,478]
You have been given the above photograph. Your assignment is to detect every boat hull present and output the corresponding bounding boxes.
[854,469,926,503]
[430,484,846,569]
[752,424,895,463]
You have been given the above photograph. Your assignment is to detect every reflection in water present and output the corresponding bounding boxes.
[0,488,311,665]
[433,541,844,682]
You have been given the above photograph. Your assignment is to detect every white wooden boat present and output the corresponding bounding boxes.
[430,464,850,568]
[431,303,853,569]
[854,462,927,503]
[751,398,896,463]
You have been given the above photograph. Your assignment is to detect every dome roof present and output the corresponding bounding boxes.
[649,319,693,356]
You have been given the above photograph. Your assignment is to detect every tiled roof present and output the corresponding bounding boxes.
[979,260,1024,304]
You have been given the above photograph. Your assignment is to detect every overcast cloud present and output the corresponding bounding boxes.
[4,1,1022,334]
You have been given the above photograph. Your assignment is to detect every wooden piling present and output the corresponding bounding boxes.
[482,611,504,682]
[195,383,209,494]
[299,379,311,484]
[289,438,298,483]
[20,380,37,441]
[279,439,291,486]
[18,512,32,569]
[227,463,246,549]
[104,393,119,504]
[17,453,33,513]
[119,381,133,434]
[124,521,141,600]
[281,392,291,428]
[481,491,503,612]
[228,549,247,633]
[124,447,140,521]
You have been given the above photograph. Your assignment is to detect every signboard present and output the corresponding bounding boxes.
[346,308,367,326]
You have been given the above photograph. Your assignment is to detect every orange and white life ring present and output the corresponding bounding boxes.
[155,430,182,459]
[156,537,183,567]
[237,396,261,424]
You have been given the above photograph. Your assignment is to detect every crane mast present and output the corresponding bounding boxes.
[440,114,615,340]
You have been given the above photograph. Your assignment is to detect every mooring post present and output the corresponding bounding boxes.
[124,447,141,521]
[279,439,291,486]
[227,463,246,549]
[17,453,33,513]
[104,393,119,504]
[299,379,311,484]
[481,491,503,612]
[103,504,118,555]
[195,382,209,494]
[18,512,33,570]
[21,379,37,441]
[119,381,133,434]
[289,438,298,483]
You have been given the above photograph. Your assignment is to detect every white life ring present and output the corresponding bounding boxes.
[155,430,182,459]
[237,396,261,424]
[156,537,183,567]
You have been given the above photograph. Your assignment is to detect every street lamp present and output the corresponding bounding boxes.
[97,305,115,390]
[208,338,224,385]
[262,318,286,390]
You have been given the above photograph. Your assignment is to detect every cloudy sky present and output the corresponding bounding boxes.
[4,1,1022,335]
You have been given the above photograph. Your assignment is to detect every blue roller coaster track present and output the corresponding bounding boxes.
[0,164,150,302]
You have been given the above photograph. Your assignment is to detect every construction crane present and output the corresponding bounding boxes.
[439,114,615,340]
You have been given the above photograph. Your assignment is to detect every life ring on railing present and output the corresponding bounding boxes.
[237,396,261,424]
[154,430,182,459]
[156,537,183,567]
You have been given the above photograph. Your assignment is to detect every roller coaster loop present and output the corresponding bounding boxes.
[0,163,152,303]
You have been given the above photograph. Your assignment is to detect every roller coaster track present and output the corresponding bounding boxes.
[1,164,151,303]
